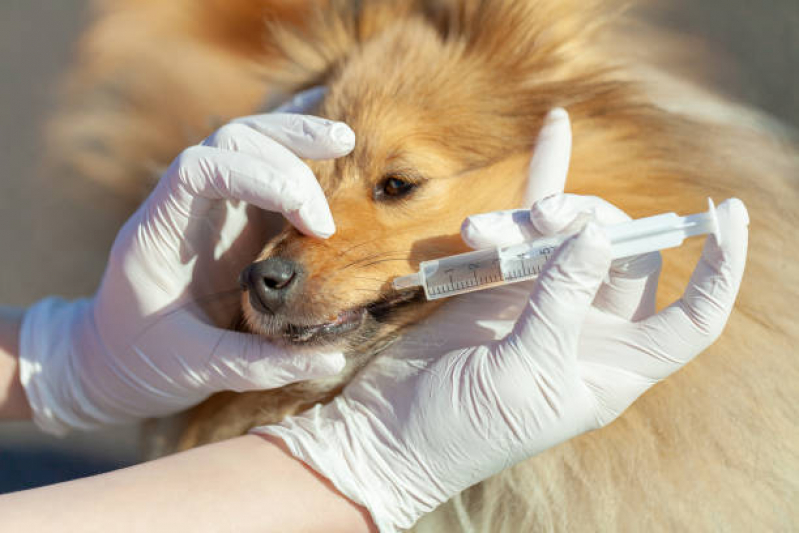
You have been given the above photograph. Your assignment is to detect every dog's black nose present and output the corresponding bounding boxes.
[239,257,301,314]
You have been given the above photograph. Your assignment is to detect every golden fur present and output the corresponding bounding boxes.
[49,0,798,530]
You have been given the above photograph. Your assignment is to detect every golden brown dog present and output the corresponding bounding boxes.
[48,0,798,530]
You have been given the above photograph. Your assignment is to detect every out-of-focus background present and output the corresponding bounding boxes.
[0,1,141,493]
[0,0,797,494]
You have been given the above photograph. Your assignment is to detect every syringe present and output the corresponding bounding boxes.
[393,199,720,300]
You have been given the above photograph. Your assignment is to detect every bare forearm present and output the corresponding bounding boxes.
[0,306,30,420]
[0,434,377,533]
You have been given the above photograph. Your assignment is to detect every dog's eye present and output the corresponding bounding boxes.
[374,175,417,201]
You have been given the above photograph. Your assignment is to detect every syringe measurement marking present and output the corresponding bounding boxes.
[505,254,549,281]
[502,253,552,282]
[430,263,503,295]
[430,252,553,295]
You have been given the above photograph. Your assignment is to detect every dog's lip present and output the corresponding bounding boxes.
[276,288,424,344]
[283,308,366,343]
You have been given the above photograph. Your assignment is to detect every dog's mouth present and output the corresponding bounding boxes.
[251,288,425,345]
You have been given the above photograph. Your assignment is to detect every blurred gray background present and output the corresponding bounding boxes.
[0,0,797,493]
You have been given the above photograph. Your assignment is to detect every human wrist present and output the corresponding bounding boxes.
[0,306,30,420]
[256,433,380,533]
[253,402,438,532]
[19,297,110,435]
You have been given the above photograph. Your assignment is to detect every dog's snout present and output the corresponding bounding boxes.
[240,257,301,314]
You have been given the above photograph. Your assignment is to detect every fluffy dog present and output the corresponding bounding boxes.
[48,0,798,530]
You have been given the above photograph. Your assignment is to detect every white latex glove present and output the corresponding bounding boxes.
[254,109,750,531]
[463,192,664,322]
[20,102,355,435]
[461,107,662,323]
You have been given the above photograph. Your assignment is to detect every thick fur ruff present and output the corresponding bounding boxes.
[49,1,798,530]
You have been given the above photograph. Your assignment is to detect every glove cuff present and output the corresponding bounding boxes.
[19,297,114,435]
[252,401,433,533]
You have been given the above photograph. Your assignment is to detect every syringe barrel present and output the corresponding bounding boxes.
[419,247,505,300]
[418,236,564,300]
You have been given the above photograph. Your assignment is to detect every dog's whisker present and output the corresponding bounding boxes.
[337,252,410,272]
[348,276,393,283]
[352,258,414,269]
[333,227,430,258]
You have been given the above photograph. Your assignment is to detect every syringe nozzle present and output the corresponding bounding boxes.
[393,273,422,290]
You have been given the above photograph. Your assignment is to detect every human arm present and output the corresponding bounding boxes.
[4,303,372,533]
[0,434,376,533]
[0,306,29,419]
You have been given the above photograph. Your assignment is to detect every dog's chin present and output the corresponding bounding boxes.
[244,288,425,347]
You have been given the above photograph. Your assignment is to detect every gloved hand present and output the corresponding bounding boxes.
[20,102,355,435]
[254,109,749,532]
[461,107,662,323]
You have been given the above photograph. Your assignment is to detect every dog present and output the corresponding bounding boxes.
[47,0,798,530]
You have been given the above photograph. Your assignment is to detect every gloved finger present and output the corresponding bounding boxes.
[460,108,570,247]
[230,113,355,160]
[532,194,662,320]
[629,198,749,377]
[524,107,572,204]
[461,193,625,248]
[460,208,541,248]
[594,260,661,322]
[272,86,327,114]
[198,326,347,392]
[502,223,611,368]
[202,122,337,174]
[530,194,627,234]
[169,145,335,238]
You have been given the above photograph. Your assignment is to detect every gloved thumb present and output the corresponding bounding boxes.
[198,327,347,392]
[461,193,629,249]
[624,197,749,375]
[503,222,611,364]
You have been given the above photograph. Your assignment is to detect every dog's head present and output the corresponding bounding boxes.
[239,0,640,352]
